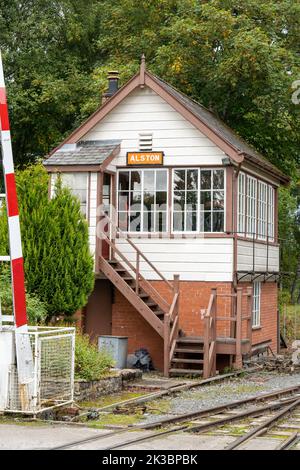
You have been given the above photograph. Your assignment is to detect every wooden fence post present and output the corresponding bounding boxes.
[136,252,140,293]
[235,287,243,369]
[246,286,253,352]
[203,309,209,379]
[163,315,171,377]
[211,289,217,376]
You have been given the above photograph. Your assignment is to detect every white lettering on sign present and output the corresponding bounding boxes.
[127,151,164,165]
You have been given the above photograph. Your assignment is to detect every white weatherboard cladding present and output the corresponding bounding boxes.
[83,87,226,168]
[50,173,97,255]
[88,172,97,255]
[237,239,279,273]
[115,238,233,281]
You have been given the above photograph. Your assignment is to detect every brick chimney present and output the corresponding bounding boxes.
[102,71,119,104]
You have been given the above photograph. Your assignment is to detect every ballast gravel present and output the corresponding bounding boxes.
[140,371,300,425]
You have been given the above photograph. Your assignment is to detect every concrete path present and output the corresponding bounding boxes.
[0,423,291,450]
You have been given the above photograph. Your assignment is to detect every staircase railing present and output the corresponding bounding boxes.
[163,275,180,377]
[203,289,217,379]
[99,216,180,377]
[203,287,253,378]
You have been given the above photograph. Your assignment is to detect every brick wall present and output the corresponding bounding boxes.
[112,289,164,370]
[111,280,278,371]
[112,281,232,370]
[239,281,278,354]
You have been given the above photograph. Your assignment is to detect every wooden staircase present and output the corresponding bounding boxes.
[99,220,180,377]
[98,217,253,378]
[170,337,204,376]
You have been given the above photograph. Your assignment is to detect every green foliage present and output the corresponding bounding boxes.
[75,334,114,381]
[0,163,94,317]
[0,267,47,324]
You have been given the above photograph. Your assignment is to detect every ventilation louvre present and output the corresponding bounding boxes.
[139,132,153,151]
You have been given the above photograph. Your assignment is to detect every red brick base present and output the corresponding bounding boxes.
[111,281,278,371]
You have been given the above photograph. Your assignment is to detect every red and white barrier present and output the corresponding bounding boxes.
[0,52,27,330]
[0,51,33,402]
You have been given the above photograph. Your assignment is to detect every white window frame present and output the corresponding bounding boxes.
[237,172,246,235]
[267,185,275,242]
[246,175,257,238]
[51,172,89,217]
[117,168,169,234]
[237,172,275,242]
[252,282,261,328]
[257,181,268,240]
[171,167,226,234]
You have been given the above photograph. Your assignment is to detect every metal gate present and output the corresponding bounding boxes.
[0,326,75,414]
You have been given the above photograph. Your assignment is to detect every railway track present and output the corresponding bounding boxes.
[51,383,300,451]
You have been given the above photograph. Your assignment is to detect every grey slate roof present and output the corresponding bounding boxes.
[151,74,289,183]
[44,140,121,166]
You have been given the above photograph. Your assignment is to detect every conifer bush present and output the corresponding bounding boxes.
[0,163,94,319]
[0,267,47,324]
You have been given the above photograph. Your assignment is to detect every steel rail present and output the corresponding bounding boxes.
[275,432,299,450]
[225,397,300,450]
[101,397,300,450]
[143,385,300,430]
[74,367,261,420]
[51,386,300,450]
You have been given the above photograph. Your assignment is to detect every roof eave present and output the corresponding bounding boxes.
[243,154,290,186]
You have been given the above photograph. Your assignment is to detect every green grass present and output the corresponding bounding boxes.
[0,416,45,427]
[79,391,146,409]
[85,413,143,429]
[145,398,172,414]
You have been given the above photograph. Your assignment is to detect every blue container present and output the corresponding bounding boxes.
[98,335,128,369]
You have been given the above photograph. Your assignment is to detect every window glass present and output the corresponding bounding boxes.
[246,176,257,237]
[200,169,224,233]
[238,172,275,241]
[117,169,168,232]
[201,171,211,190]
[59,172,88,216]
[130,171,142,191]
[172,168,225,233]
[118,171,129,191]
[173,170,185,191]
[252,282,261,327]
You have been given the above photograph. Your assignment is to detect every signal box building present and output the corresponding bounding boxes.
[44,59,289,377]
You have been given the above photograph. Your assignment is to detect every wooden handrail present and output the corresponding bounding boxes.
[169,292,179,322]
[109,218,173,291]
[101,232,170,313]
[100,214,182,378]
[203,286,253,378]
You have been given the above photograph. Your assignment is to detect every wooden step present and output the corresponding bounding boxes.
[176,337,204,344]
[138,293,150,299]
[174,348,204,354]
[172,358,204,364]
[169,368,203,376]
[122,277,136,283]
[145,302,158,308]
[155,310,165,318]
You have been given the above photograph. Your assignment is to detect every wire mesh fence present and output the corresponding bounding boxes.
[0,326,75,414]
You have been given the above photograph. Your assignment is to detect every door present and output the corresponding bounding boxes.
[84,280,113,342]
[102,173,112,259]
